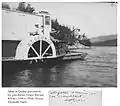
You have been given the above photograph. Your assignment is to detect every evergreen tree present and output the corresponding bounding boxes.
[17,2,26,12]
[17,2,35,13]
[2,3,10,9]
[25,3,35,13]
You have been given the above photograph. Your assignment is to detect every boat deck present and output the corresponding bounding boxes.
[2,52,87,62]
[63,52,87,60]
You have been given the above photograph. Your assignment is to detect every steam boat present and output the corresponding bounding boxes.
[2,9,87,65]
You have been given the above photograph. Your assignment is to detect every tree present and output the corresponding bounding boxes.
[78,33,91,47]
[25,4,35,13]
[2,3,10,9]
[51,19,60,31]
[17,2,35,13]
[81,39,91,47]
[78,35,82,40]
[81,33,87,40]
[51,19,74,44]
[17,2,26,12]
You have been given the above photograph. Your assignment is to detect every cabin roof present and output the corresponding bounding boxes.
[2,8,50,17]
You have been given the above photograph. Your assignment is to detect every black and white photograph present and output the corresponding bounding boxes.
[2,2,117,87]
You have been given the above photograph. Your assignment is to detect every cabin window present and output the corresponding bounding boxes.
[45,16,50,25]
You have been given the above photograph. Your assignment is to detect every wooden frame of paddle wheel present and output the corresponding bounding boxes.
[15,35,56,61]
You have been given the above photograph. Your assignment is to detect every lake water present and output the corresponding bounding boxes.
[2,47,117,87]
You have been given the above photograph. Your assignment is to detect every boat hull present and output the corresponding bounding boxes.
[2,52,87,67]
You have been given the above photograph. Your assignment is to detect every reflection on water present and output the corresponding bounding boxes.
[2,47,117,87]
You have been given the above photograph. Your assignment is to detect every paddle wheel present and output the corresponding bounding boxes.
[15,35,56,60]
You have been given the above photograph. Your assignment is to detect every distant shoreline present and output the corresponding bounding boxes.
[91,39,117,46]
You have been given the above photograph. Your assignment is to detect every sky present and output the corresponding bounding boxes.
[7,2,117,38]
